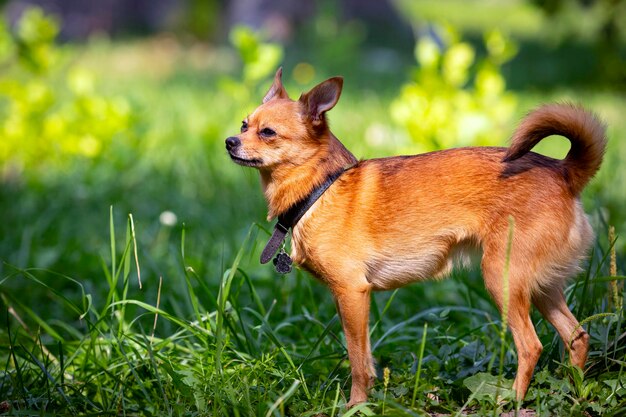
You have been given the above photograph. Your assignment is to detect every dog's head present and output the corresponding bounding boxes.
[225,68,343,170]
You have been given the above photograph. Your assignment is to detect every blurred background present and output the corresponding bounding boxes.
[0,0,624,347]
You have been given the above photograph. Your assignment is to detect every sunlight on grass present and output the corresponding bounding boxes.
[395,0,544,38]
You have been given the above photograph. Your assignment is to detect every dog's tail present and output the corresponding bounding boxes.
[503,103,607,195]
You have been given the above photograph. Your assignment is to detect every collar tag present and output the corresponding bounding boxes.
[273,249,293,274]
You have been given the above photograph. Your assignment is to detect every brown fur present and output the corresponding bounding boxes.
[226,68,606,407]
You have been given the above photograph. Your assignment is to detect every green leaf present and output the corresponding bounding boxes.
[17,7,59,45]
[463,372,515,403]
[230,25,259,64]
[604,379,626,396]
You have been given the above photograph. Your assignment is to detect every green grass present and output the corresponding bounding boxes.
[1,18,626,417]
[1,212,624,415]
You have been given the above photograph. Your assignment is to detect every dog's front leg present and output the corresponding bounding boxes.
[333,282,375,408]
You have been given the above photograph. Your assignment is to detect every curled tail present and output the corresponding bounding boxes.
[503,103,607,195]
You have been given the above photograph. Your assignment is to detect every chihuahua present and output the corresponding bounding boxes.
[226,68,606,407]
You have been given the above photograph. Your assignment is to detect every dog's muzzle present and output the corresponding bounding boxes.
[226,136,263,167]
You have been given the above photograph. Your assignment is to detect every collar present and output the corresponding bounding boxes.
[260,168,346,264]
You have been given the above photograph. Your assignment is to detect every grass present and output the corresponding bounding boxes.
[1,15,626,416]
[1,213,624,415]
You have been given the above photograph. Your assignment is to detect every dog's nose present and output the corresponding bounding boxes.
[225,136,241,151]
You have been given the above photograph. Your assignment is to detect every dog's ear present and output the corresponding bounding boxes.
[299,77,343,126]
[263,67,290,103]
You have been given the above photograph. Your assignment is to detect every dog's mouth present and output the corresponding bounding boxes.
[229,153,263,167]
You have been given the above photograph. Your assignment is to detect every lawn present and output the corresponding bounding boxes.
[0,5,625,416]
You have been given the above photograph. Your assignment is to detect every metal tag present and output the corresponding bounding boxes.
[273,250,293,274]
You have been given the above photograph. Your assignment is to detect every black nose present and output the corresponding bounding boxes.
[225,136,240,151]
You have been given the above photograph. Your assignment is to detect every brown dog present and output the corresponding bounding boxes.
[226,68,606,407]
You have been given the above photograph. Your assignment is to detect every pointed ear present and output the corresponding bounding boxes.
[263,67,290,103]
[299,77,343,124]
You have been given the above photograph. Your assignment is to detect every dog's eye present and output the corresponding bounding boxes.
[240,121,248,133]
[260,127,276,138]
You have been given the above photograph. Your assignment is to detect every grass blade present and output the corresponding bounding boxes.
[215,223,256,374]
[411,322,428,408]
[265,379,300,417]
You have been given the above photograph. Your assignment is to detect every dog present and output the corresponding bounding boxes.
[226,68,606,407]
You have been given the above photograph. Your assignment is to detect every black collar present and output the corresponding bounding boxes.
[260,168,346,264]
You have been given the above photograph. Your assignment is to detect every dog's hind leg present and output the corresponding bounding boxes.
[482,246,543,400]
[332,279,375,408]
[532,286,589,369]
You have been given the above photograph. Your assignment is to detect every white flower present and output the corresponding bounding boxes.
[159,210,177,227]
